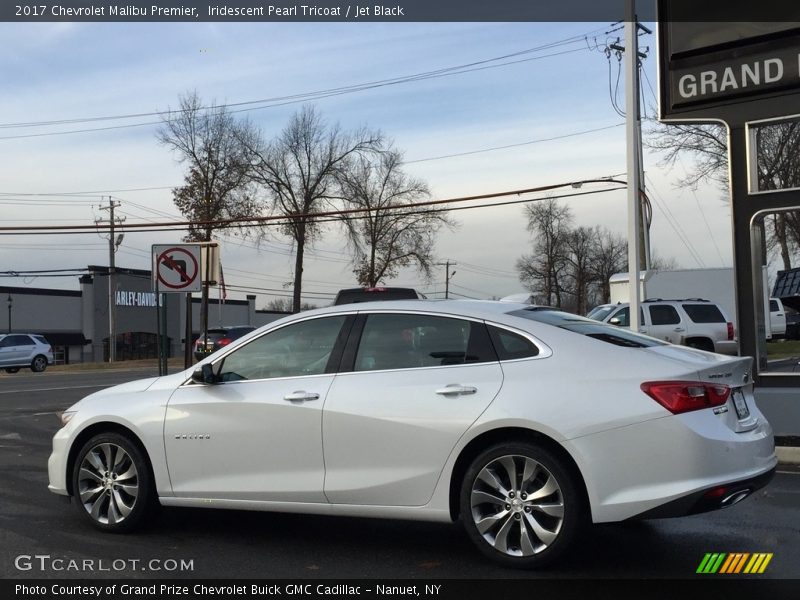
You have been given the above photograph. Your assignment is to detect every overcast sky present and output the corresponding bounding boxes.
[0,21,734,307]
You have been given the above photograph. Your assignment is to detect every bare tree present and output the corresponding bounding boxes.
[563,226,599,315]
[158,91,258,242]
[646,122,728,189]
[589,229,627,305]
[646,119,800,269]
[338,148,454,287]
[158,91,258,347]
[516,199,573,307]
[245,106,382,312]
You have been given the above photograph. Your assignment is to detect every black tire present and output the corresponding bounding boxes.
[5,367,20,373]
[71,432,155,532]
[459,442,585,569]
[30,355,48,372]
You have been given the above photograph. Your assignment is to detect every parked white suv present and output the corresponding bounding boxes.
[0,333,54,373]
[587,299,737,354]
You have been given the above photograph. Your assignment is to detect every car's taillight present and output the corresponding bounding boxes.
[641,381,731,414]
[217,337,232,346]
[727,322,734,341]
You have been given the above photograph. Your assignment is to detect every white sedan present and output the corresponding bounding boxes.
[48,301,776,568]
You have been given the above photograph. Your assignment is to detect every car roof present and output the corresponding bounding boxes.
[290,299,533,323]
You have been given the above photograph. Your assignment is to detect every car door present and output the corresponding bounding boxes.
[322,312,503,506]
[164,314,351,502]
[0,335,30,366]
[644,304,684,343]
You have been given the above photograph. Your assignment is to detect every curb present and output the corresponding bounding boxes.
[776,446,800,465]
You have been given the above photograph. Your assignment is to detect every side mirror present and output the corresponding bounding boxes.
[609,317,622,326]
[191,363,218,385]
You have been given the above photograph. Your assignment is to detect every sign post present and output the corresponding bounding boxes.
[152,244,203,374]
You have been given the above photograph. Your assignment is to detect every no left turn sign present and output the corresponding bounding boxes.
[152,244,202,293]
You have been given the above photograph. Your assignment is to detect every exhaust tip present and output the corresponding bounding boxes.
[721,489,751,507]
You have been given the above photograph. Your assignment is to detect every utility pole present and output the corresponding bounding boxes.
[96,197,125,362]
[436,261,457,299]
[624,0,643,331]
[610,21,652,273]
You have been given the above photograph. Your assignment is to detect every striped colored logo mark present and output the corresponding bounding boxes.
[697,553,773,574]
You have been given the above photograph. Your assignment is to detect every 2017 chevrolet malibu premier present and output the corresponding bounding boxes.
[48,301,776,568]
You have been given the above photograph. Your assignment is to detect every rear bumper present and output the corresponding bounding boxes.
[713,340,739,355]
[565,408,776,523]
[629,467,775,519]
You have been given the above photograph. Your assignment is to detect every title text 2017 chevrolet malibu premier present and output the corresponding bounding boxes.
[48,301,776,568]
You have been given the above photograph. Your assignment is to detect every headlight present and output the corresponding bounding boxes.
[60,411,77,426]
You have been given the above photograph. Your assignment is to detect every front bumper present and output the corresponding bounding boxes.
[47,425,71,496]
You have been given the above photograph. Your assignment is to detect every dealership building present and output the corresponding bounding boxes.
[0,265,287,364]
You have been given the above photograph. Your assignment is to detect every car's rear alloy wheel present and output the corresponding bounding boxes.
[73,433,154,532]
[460,442,584,568]
[30,355,47,372]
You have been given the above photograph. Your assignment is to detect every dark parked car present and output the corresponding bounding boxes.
[193,326,256,361]
[333,287,423,305]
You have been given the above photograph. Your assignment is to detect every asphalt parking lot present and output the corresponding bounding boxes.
[1,368,798,580]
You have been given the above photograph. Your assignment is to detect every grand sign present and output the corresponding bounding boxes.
[659,0,800,121]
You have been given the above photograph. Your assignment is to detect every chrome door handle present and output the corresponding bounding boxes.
[673,327,685,332]
[435,385,477,396]
[283,391,320,402]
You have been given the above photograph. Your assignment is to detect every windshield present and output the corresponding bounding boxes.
[508,308,667,348]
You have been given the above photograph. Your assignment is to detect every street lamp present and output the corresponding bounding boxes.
[6,294,12,334]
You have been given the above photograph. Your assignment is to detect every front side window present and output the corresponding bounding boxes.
[218,316,346,382]
[354,314,493,372]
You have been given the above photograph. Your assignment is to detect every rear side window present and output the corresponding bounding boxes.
[682,304,725,323]
[769,300,780,312]
[354,314,494,371]
[33,335,49,345]
[488,326,539,360]
[648,305,681,325]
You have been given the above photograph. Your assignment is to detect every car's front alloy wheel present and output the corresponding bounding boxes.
[460,442,584,568]
[72,433,154,532]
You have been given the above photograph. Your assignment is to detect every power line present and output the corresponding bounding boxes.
[0,178,626,235]
[403,123,624,164]
[0,35,605,141]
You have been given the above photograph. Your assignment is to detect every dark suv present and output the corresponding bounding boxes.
[333,287,423,305]
[193,326,256,361]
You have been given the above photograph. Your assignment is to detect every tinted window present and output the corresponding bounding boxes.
[769,300,780,312]
[33,335,49,345]
[648,305,681,325]
[8,335,34,346]
[508,308,666,348]
[682,304,725,323]
[354,314,492,372]
[218,316,345,381]
[488,326,539,360]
